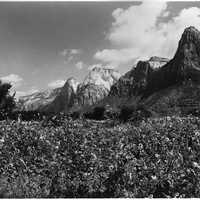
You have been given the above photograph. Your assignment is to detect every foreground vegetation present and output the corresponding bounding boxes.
[0,116,200,197]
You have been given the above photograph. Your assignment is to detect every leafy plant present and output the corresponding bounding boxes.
[1,116,200,197]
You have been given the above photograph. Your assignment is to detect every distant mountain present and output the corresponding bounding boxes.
[82,66,121,90]
[42,67,120,113]
[75,67,121,107]
[18,87,61,111]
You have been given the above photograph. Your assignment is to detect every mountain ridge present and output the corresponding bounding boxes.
[17,26,200,116]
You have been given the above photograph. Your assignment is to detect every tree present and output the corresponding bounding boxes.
[84,106,106,120]
[119,105,135,122]
[0,80,16,116]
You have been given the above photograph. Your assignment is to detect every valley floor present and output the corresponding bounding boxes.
[0,116,200,197]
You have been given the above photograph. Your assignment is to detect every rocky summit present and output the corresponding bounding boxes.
[145,26,200,96]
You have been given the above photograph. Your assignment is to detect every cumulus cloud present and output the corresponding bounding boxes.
[60,48,81,56]
[75,61,84,70]
[48,79,65,88]
[1,74,23,88]
[94,2,200,66]
[60,48,82,63]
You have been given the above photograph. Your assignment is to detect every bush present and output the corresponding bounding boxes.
[84,106,105,120]
[70,111,80,120]
[119,105,135,122]
[0,81,15,117]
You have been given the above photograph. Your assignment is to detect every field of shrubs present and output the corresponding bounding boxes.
[1,116,200,197]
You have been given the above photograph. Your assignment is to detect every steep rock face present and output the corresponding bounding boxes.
[75,84,108,106]
[109,57,169,97]
[44,77,79,113]
[18,88,61,111]
[74,67,121,107]
[145,26,200,96]
[173,26,200,79]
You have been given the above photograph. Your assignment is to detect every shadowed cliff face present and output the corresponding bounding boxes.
[109,57,169,97]
[145,26,200,96]
[75,84,108,106]
[173,26,200,79]
[44,77,79,113]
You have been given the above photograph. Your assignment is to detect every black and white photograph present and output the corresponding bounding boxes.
[0,0,200,198]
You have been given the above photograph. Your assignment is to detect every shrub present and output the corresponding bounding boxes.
[84,106,105,120]
[119,105,135,122]
[0,81,15,117]
[70,111,80,120]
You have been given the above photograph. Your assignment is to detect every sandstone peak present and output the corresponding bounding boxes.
[178,26,200,49]
[182,26,200,37]
[83,66,120,90]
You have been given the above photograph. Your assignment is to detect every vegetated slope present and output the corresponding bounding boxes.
[142,81,200,116]
[1,116,200,197]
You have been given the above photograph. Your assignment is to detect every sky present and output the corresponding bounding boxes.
[0,1,200,98]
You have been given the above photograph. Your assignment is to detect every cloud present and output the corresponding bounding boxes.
[48,79,65,88]
[94,2,200,66]
[1,74,23,88]
[60,48,82,63]
[60,48,81,56]
[75,61,84,70]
